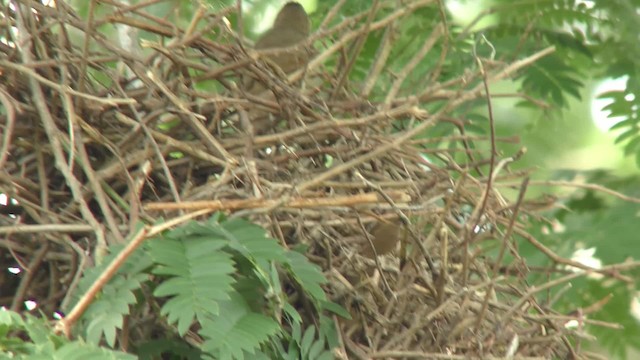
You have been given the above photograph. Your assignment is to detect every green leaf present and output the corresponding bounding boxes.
[0,309,25,326]
[200,292,280,360]
[284,251,327,303]
[0,311,133,359]
[319,300,351,319]
[182,217,290,300]
[282,303,302,324]
[519,54,585,107]
[291,319,302,344]
[289,323,336,360]
[316,351,335,360]
[136,339,202,360]
[67,241,152,313]
[307,337,326,360]
[83,273,147,347]
[150,236,235,336]
[221,218,289,268]
[609,118,634,131]
[623,135,640,156]
[318,315,341,350]
[69,241,151,347]
[0,312,61,356]
[614,128,638,144]
[51,341,136,360]
[300,326,317,359]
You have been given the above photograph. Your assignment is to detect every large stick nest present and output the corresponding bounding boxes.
[1,1,588,358]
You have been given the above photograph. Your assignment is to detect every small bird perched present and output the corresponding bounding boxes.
[362,219,402,259]
[243,2,311,133]
[254,2,311,75]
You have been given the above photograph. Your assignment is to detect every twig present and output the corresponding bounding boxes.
[55,208,212,337]
[145,191,411,211]
[0,61,136,106]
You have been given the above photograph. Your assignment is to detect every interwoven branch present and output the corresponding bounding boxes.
[1,1,633,358]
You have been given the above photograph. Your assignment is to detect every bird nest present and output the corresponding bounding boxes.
[0,1,594,359]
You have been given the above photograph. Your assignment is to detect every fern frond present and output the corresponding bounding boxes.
[52,342,137,360]
[199,292,280,360]
[598,87,640,166]
[284,251,327,303]
[150,235,235,336]
[84,273,148,346]
[0,310,134,359]
[268,319,336,360]
[519,54,584,107]
[220,218,289,267]
[492,0,598,27]
[69,243,152,347]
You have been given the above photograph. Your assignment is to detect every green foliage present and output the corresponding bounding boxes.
[150,234,235,335]
[600,88,640,166]
[520,170,640,358]
[586,278,640,360]
[519,54,584,107]
[67,240,153,347]
[0,310,135,359]
[136,339,202,360]
[480,4,591,108]
[284,251,327,303]
[269,320,335,360]
[557,173,640,264]
[485,0,640,165]
[51,214,346,359]
[199,292,280,359]
[492,0,598,28]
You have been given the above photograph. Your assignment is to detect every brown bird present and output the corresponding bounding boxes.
[362,219,403,259]
[244,2,311,133]
[254,2,311,75]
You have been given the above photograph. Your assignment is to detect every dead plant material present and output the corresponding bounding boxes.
[1,1,635,358]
